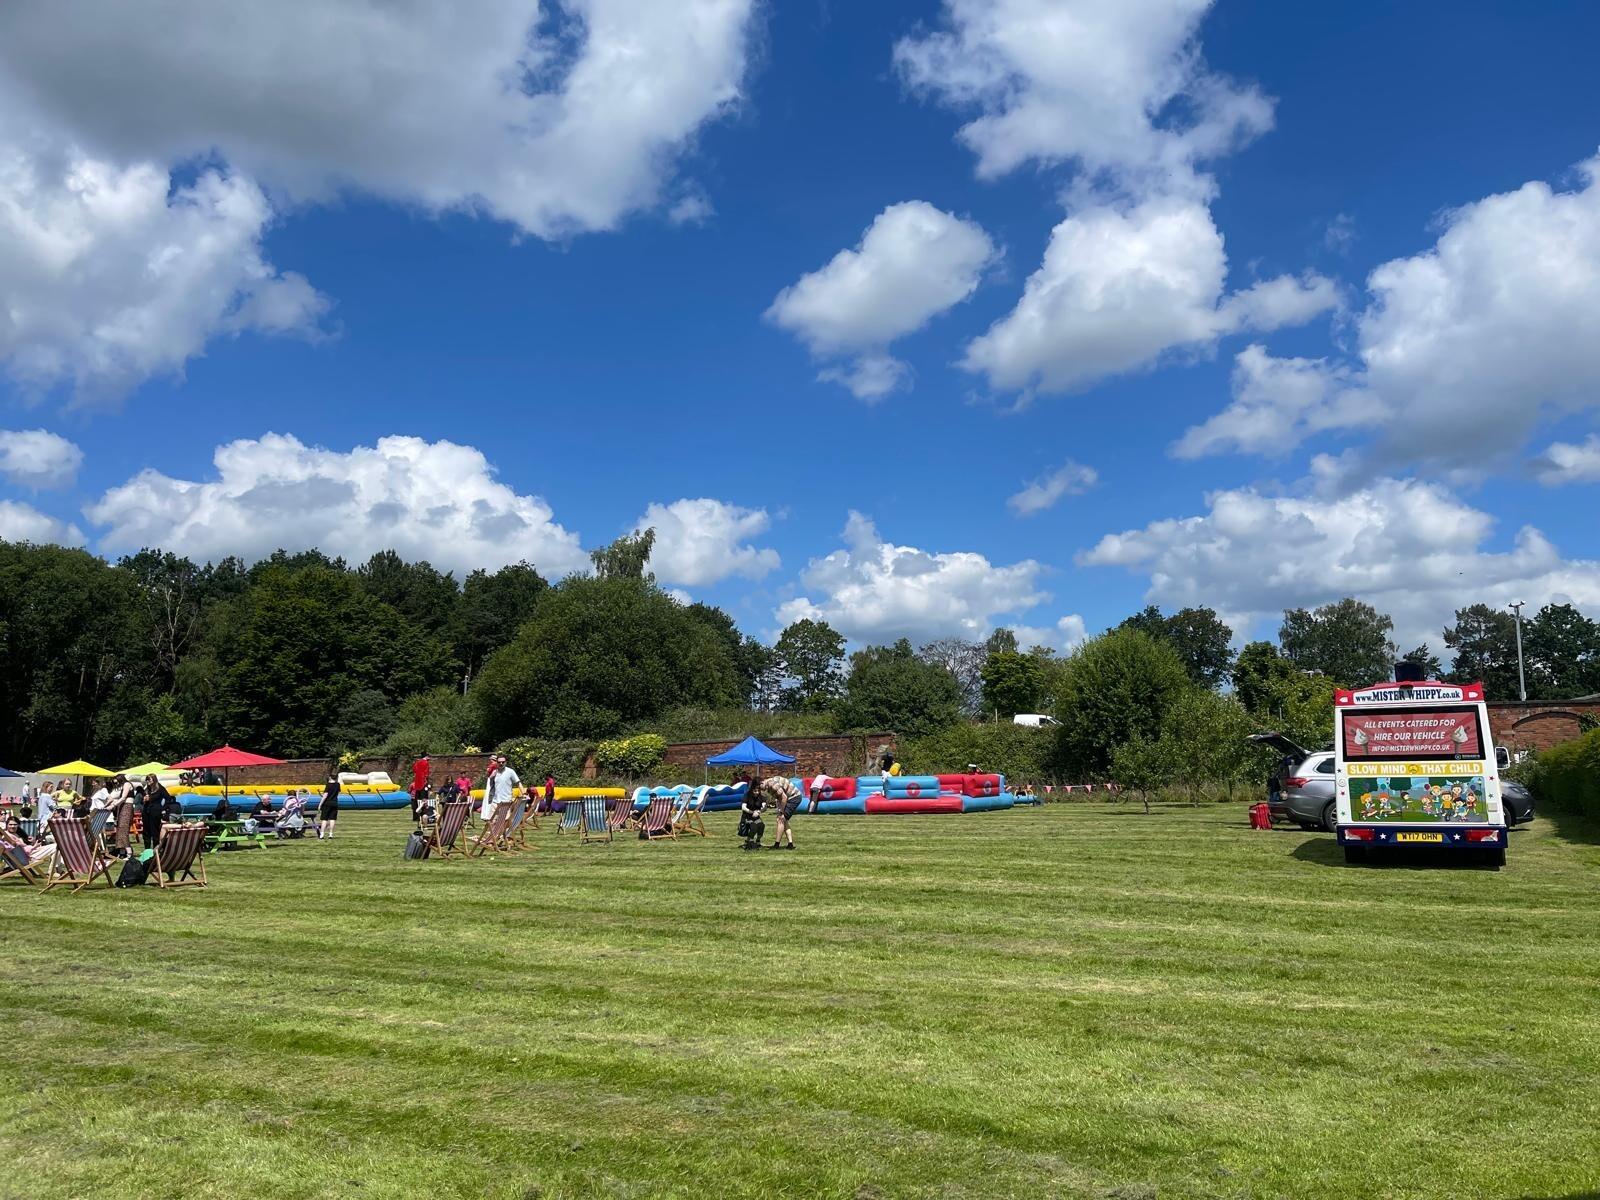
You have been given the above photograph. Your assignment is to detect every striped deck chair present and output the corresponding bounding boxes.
[606,797,633,834]
[41,815,116,893]
[88,808,114,858]
[635,794,677,841]
[556,800,583,835]
[0,829,54,887]
[504,796,536,853]
[469,803,513,857]
[427,799,471,859]
[17,818,42,844]
[579,795,612,844]
[150,823,208,889]
[674,788,710,838]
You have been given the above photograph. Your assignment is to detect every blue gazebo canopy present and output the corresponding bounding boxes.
[706,736,796,767]
[0,766,21,778]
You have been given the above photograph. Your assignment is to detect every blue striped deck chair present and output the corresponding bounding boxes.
[674,788,710,837]
[88,808,114,858]
[0,828,54,887]
[556,799,583,835]
[504,795,535,853]
[579,795,612,844]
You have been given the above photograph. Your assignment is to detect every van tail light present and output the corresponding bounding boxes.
[1466,829,1500,842]
[1286,776,1308,788]
[1344,827,1375,841]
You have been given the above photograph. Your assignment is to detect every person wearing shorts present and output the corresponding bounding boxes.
[318,774,341,839]
[808,771,829,814]
[761,776,801,850]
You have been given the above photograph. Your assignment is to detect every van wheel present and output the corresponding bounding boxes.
[1321,803,1338,833]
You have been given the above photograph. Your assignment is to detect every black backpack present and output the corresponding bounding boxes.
[115,855,150,888]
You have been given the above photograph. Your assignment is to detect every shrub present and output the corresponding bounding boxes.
[1525,728,1600,819]
[595,733,667,780]
[901,723,1057,783]
[494,736,594,785]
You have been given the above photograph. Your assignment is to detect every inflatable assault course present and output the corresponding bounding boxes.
[631,773,1020,815]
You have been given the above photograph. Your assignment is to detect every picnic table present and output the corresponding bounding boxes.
[202,817,270,851]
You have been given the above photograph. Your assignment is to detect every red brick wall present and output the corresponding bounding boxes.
[228,754,496,788]
[1487,700,1600,753]
[661,733,897,779]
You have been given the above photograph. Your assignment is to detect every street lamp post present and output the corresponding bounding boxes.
[1509,600,1527,702]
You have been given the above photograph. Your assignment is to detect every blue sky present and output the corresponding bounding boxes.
[2,0,1599,661]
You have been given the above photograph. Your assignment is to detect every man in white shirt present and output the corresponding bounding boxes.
[484,755,520,820]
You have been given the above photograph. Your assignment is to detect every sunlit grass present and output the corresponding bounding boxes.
[3,804,1597,1199]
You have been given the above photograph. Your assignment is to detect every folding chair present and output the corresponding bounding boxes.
[676,788,711,837]
[606,797,634,835]
[469,804,513,857]
[41,815,116,893]
[427,799,471,859]
[504,796,536,853]
[579,795,612,844]
[150,823,208,889]
[634,795,677,841]
[556,800,583,835]
[88,808,114,858]
[0,829,54,887]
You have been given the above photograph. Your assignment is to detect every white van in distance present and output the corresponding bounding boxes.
[1012,714,1060,727]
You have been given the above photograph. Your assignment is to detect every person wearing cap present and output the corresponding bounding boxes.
[484,754,520,821]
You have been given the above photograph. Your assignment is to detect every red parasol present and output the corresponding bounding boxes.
[169,745,286,803]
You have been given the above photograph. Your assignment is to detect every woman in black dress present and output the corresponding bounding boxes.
[318,773,341,840]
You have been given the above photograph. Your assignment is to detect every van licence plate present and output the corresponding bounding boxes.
[1396,832,1444,843]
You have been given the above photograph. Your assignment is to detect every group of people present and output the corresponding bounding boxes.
[407,753,558,827]
[14,774,181,856]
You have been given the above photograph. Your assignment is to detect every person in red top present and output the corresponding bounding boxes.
[410,754,431,820]
[544,774,556,811]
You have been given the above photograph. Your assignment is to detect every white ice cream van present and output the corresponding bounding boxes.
[1333,666,1510,866]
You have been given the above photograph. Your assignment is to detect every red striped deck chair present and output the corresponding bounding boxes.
[675,788,710,838]
[427,799,471,859]
[0,828,54,887]
[635,794,676,841]
[579,795,612,844]
[606,797,633,834]
[556,799,582,835]
[41,815,115,893]
[469,803,513,857]
[151,823,208,888]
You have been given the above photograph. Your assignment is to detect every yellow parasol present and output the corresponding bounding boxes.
[39,759,115,777]
[120,761,171,777]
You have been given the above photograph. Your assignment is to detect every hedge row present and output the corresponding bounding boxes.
[1522,727,1600,820]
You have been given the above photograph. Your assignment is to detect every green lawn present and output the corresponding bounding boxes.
[4,804,1598,1200]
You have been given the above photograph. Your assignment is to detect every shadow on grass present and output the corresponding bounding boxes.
[1290,837,1503,871]
[1537,801,1600,848]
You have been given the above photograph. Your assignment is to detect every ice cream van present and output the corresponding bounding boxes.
[1333,663,1510,866]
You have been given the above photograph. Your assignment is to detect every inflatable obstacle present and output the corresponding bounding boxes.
[170,771,412,814]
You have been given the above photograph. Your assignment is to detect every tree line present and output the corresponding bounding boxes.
[0,532,1589,780]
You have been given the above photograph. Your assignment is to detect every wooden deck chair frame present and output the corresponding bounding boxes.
[579,795,612,844]
[88,807,114,859]
[469,803,513,857]
[505,796,536,853]
[677,788,710,837]
[41,814,116,894]
[556,800,583,835]
[635,794,677,841]
[150,823,208,888]
[0,829,55,887]
[428,799,471,859]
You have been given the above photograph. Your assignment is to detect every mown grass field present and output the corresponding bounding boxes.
[3,803,1598,1200]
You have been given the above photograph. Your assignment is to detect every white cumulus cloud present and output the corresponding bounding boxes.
[0,428,84,488]
[1008,460,1098,516]
[767,201,996,399]
[1177,154,1600,470]
[86,433,588,577]
[1080,472,1600,653]
[0,142,329,396]
[1533,435,1600,485]
[776,511,1047,644]
[0,499,85,547]
[633,498,779,586]
[0,0,756,241]
[963,198,1336,395]
[895,0,1271,196]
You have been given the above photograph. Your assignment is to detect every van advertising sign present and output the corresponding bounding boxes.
[1341,709,1481,760]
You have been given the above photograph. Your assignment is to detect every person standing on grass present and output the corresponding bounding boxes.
[760,776,801,850]
[544,773,556,814]
[411,753,430,820]
[141,776,171,850]
[485,754,519,821]
[318,772,341,840]
[111,774,135,858]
